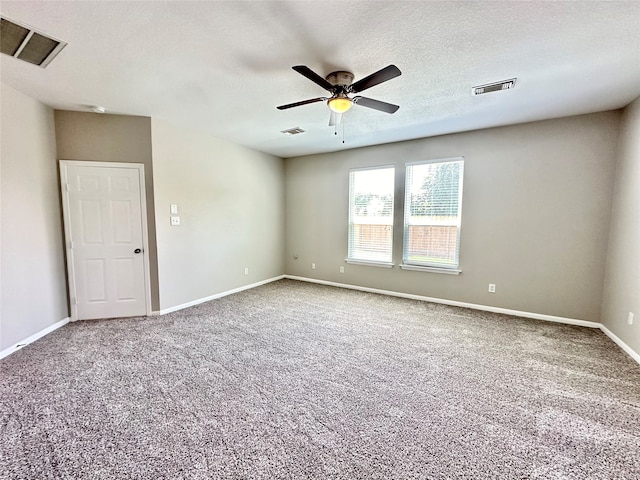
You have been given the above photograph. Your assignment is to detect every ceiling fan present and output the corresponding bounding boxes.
[277,65,402,126]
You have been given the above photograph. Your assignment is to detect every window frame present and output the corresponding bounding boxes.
[346,165,396,267]
[401,157,464,274]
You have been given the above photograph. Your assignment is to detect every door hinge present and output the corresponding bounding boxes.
[65,183,70,192]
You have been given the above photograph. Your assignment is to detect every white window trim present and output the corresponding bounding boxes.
[400,264,462,275]
[349,164,396,173]
[347,165,395,265]
[405,156,464,167]
[345,259,394,268]
[402,156,464,270]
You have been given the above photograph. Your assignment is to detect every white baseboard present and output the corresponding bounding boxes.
[0,317,70,360]
[158,275,285,315]
[284,275,600,328]
[599,324,640,365]
[4,278,637,367]
[285,275,640,365]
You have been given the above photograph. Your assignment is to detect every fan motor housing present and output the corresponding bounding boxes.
[326,71,354,86]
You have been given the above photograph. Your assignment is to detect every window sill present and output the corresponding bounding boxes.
[400,264,462,275]
[345,259,394,268]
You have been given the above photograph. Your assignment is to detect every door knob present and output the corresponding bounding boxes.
[134,248,142,254]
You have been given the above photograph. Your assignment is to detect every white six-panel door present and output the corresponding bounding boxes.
[60,161,150,320]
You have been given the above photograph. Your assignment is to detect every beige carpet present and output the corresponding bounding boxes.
[1,279,639,479]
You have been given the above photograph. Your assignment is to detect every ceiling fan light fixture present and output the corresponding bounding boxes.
[277,64,401,117]
[328,97,352,113]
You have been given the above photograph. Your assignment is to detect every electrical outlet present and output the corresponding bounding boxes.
[311,263,316,270]
[244,267,249,275]
[339,266,345,273]
[628,312,634,325]
[488,283,496,293]
[170,216,180,226]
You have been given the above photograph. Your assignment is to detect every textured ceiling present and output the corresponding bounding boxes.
[1,1,639,158]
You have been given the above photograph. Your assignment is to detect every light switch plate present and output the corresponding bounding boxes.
[170,204,178,214]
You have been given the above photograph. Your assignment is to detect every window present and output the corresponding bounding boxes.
[403,158,464,271]
[348,166,395,266]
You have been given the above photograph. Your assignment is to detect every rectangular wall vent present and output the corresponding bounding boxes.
[472,78,517,96]
[281,127,306,135]
[1,16,67,68]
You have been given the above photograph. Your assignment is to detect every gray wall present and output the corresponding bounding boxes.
[1,83,635,359]
[151,118,285,311]
[54,111,160,311]
[0,83,68,351]
[601,97,640,354]
[285,112,621,323]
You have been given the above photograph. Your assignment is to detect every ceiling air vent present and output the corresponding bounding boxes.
[1,16,67,68]
[472,78,516,96]
[281,127,306,135]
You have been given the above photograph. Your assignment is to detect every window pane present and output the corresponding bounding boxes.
[403,159,463,268]
[348,167,394,262]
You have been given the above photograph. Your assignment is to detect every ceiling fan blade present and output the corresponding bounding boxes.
[350,65,402,93]
[329,111,343,127]
[292,65,335,92]
[352,96,400,114]
[277,97,326,110]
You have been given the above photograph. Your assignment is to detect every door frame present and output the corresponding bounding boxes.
[59,160,153,321]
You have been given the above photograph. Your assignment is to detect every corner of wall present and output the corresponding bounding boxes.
[600,96,640,359]
[1,83,69,351]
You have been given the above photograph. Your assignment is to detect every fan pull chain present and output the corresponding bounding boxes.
[331,114,346,143]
